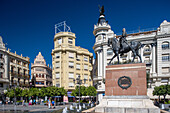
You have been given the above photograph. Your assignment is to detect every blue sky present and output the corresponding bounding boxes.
[0,0,170,70]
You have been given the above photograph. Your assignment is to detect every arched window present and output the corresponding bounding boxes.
[107,49,113,56]
[144,45,150,52]
[162,42,169,49]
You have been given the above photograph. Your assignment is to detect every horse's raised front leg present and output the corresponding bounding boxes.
[108,54,116,65]
[115,51,119,64]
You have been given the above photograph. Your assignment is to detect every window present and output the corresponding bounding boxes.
[69,72,74,79]
[56,73,60,78]
[42,74,44,78]
[36,61,41,64]
[36,74,38,77]
[69,62,74,68]
[107,49,113,56]
[76,64,80,70]
[56,84,60,87]
[56,53,60,58]
[69,82,74,87]
[162,54,170,61]
[76,74,80,78]
[0,72,3,78]
[84,74,88,79]
[162,42,169,49]
[68,38,73,44]
[162,67,170,74]
[55,62,60,68]
[76,55,81,61]
[69,52,74,59]
[0,54,3,59]
[0,63,3,69]
[161,78,169,83]
[58,38,62,44]
[144,46,150,52]
[84,64,88,71]
[35,68,44,72]
[84,57,88,62]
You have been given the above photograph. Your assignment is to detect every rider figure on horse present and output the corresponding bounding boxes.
[119,28,128,55]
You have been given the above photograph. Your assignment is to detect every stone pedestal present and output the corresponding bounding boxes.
[95,63,160,113]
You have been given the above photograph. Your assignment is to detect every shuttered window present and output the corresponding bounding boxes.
[76,64,80,70]
[69,62,74,68]
[69,52,74,59]
[84,65,88,71]
[69,73,74,78]
[56,53,60,58]
[162,67,170,73]
[56,62,60,68]
[56,73,60,78]
[58,38,62,44]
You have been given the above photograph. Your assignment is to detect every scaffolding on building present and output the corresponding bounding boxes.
[55,21,71,34]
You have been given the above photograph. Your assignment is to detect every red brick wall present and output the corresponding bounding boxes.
[105,63,147,96]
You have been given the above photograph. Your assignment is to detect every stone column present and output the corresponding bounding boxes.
[151,43,156,76]
[140,47,143,62]
[100,50,103,77]
[97,51,100,77]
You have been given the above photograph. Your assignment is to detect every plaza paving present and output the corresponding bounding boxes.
[0,104,70,113]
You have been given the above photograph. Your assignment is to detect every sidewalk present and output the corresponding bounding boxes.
[0,104,69,112]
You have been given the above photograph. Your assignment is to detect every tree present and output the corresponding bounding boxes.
[28,87,40,98]
[86,86,97,97]
[5,88,14,99]
[21,89,29,102]
[58,87,67,96]
[153,86,161,102]
[86,86,97,101]
[153,85,170,103]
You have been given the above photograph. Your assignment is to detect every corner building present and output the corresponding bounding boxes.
[93,10,170,102]
[52,32,93,91]
[0,36,30,93]
[31,52,52,88]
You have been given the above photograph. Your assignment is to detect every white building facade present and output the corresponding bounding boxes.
[93,11,170,102]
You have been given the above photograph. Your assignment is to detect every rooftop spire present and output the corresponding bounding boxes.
[97,5,107,25]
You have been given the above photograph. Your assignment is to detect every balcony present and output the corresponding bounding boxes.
[143,49,151,55]
[0,58,4,63]
[144,60,152,65]
[10,71,17,76]
[93,76,102,81]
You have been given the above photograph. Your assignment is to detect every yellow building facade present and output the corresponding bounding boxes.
[8,50,30,88]
[52,32,93,91]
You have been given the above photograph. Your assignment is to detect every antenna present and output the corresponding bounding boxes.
[55,21,71,34]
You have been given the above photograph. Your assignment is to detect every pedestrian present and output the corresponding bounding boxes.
[33,99,36,105]
[52,100,55,109]
[48,98,51,109]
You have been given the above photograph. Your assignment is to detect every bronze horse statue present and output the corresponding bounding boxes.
[108,37,142,65]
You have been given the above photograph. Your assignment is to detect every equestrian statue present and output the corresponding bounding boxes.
[108,28,142,65]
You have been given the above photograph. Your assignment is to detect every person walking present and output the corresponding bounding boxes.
[48,98,51,109]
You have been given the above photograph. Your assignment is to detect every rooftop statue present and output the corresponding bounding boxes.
[108,28,142,65]
[98,5,104,15]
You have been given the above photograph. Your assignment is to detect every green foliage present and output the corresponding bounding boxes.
[5,88,14,98]
[165,100,170,104]
[153,84,170,103]
[21,89,29,98]
[86,86,97,96]
[5,86,67,100]
[28,87,40,97]
[71,86,97,97]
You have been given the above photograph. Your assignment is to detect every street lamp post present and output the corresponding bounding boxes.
[73,75,86,107]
